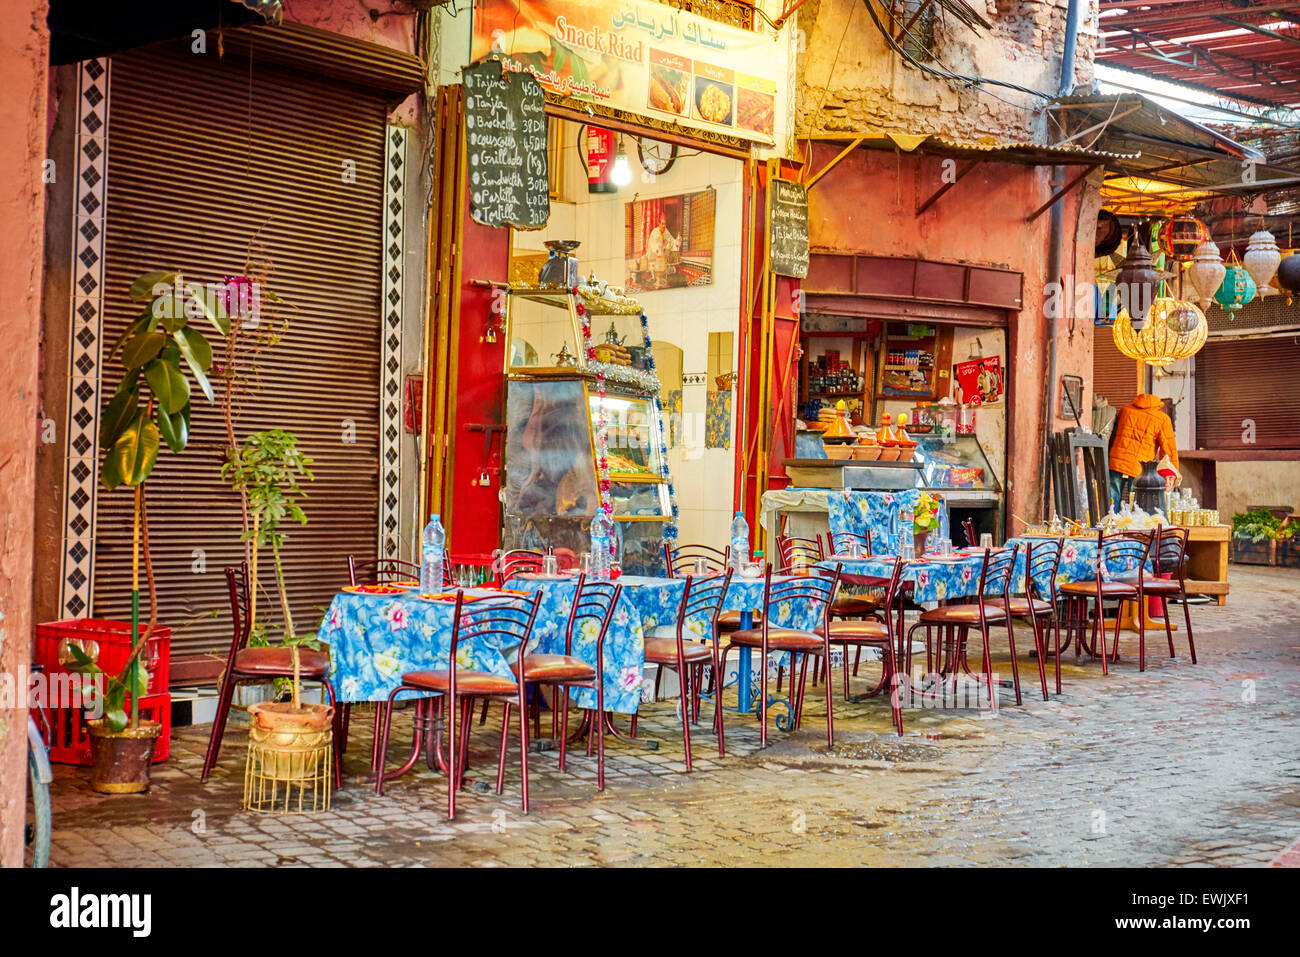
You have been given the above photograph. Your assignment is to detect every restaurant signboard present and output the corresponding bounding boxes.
[471,0,782,145]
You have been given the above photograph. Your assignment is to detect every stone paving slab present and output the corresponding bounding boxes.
[44,565,1300,867]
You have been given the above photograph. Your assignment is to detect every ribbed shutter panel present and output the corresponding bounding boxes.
[1092,326,1141,410]
[94,42,385,667]
[1195,337,1300,449]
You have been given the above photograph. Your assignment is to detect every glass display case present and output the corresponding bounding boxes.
[914,435,1000,492]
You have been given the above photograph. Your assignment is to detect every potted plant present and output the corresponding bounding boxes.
[221,429,332,768]
[69,270,223,792]
[914,492,942,555]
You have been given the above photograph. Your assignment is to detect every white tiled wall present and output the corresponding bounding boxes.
[514,120,745,549]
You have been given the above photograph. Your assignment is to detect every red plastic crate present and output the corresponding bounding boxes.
[42,692,171,765]
[36,618,170,697]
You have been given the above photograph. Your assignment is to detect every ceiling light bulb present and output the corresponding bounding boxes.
[611,140,633,187]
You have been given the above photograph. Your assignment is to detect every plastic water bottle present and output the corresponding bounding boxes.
[730,511,750,574]
[420,514,445,592]
[590,511,614,580]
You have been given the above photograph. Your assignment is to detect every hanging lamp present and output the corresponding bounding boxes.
[1186,240,1226,311]
[1276,251,1300,305]
[1112,230,1161,327]
[1214,252,1257,318]
[1159,216,1209,261]
[1243,229,1281,296]
[1112,297,1208,366]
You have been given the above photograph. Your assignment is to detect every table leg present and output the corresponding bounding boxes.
[736,610,754,713]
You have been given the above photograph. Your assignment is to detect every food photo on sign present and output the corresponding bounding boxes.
[954,356,1003,406]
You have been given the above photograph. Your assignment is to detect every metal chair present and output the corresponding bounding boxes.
[818,558,908,733]
[639,571,732,769]
[905,545,1022,707]
[347,556,422,586]
[375,590,542,819]
[988,538,1063,698]
[513,575,620,789]
[202,562,341,786]
[664,542,730,577]
[495,549,544,586]
[1140,525,1198,666]
[1060,531,1154,674]
[825,530,873,557]
[722,563,841,748]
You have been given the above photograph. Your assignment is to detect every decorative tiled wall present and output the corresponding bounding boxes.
[379,125,407,559]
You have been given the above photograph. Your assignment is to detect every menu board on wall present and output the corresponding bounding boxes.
[768,178,809,279]
[464,60,550,229]
[471,0,782,145]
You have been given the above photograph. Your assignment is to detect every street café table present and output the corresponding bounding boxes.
[822,552,989,603]
[506,571,825,716]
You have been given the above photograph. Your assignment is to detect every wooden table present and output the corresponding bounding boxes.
[1184,524,1230,605]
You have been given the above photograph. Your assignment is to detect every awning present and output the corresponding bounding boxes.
[1049,92,1300,212]
[49,0,282,64]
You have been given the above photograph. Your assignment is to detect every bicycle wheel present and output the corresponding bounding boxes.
[25,745,51,868]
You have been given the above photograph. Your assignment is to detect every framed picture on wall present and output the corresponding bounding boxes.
[624,189,715,293]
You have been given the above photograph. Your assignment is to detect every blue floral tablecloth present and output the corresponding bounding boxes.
[825,489,950,554]
[321,589,522,705]
[823,555,984,603]
[1007,536,1148,595]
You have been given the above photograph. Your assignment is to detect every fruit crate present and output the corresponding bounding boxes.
[1277,537,1300,568]
[41,692,171,765]
[36,618,170,697]
[1230,538,1276,566]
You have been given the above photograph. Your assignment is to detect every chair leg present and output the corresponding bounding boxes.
[497,702,510,794]
[823,649,834,746]
[713,644,726,757]
[759,646,769,749]
[1180,590,1197,664]
[1029,613,1049,701]
[980,626,995,707]
[374,689,401,796]
[842,644,851,700]
[200,670,239,782]
[558,687,570,771]
[1161,596,1175,658]
[884,628,904,736]
[1095,598,1109,675]
[677,659,693,771]
[595,685,606,792]
[478,698,489,727]
[1003,618,1022,706]
[853,645,862,677]
[447,694,458,820]
[517,685,531,813]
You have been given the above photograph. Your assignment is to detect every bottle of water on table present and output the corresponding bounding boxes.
[420,514,445,591]
[730,510,750,574]
[590,511,614,580]
[898,499,914,559]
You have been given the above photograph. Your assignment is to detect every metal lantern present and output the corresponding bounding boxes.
[1276,251,1300,305]
[1243,229,1281,296]
[1160,216,1209,261]
[1186,240,1226,311]
[1214,259,1257,317]
[1112,297,1208,366]
[1113,236,1161,326]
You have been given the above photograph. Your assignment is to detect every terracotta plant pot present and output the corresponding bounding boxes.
[87,720,162,794]
[248,702,335,781]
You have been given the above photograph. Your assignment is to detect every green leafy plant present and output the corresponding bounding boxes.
[69,271,222,730]
[914,492,942,533]
[1231,509,1283,542]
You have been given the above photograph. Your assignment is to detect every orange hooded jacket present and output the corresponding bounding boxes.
[1109,394,1178,479]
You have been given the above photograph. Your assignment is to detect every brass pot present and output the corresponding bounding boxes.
[87,720,162,794]
[248,702,334,781]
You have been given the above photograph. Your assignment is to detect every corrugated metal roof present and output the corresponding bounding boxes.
[805,131,1138,165]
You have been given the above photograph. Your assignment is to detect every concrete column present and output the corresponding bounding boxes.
[0,1,50,868]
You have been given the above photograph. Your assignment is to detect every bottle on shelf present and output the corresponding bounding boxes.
[420,514,446,592]
[729,511,750,574]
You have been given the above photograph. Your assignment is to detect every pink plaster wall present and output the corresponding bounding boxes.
[807,143,1092,530]
[0,0,50,868]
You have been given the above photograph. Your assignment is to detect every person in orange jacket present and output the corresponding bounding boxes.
[1108,393,1178,508]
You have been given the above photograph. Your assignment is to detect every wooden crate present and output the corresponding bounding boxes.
[1231,538,1276,566]
[1277,538,1300,568]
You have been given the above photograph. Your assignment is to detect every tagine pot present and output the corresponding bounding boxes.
[86,720,162,794]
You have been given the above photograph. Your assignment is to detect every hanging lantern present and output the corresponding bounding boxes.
[1214,257,1257,318]
[1113,235,1160,327]
[1186,240,1226,311]
[1112,297,1208,366]
[1276,251,1300,305]
[1243,229,1281,296]
[1159,216,1209,261]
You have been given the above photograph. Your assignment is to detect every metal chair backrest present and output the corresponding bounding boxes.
[762,562,840,639]
[1151,525,1189,581]
[777,535,824,570]
[826,531,872,557]
[1024,537,1065,602]
[450,590,542,668]
[664,543,729,578]
[677,570,732,639]
[561,574,622,661]
[224,563,254,662]
[496,549,544,586]
[348,556,422,586]
[978,544,1019,601]
[1098,530,1152,582]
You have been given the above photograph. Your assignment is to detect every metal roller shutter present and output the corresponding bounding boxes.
[93,40,387,668]
[1092,325,1141,410]
[1195,337,1300,449]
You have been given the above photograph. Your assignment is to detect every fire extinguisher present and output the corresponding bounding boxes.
[586,125,616,194]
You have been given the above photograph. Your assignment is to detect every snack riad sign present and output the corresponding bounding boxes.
[471,0,782,144]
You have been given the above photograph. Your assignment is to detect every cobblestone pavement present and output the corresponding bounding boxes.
[46,566,1300,867]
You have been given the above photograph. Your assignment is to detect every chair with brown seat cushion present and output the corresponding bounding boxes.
[665,544,753,640]
[202,563,341,786]
[375,590,542,819]
[637,570,731,769]
[904,544,1024,707]
[1060,530,1153,674]
[722,563,840,749]
[816,557,908,732]
[987,537,1064,698]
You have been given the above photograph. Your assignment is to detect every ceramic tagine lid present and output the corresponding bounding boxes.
[822,400,856,443]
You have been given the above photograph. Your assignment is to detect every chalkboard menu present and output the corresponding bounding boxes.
[768,178,809,279]
[464,61,550,230]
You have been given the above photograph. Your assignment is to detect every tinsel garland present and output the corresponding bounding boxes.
[640,311,681,541]
[574,289,615,528]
